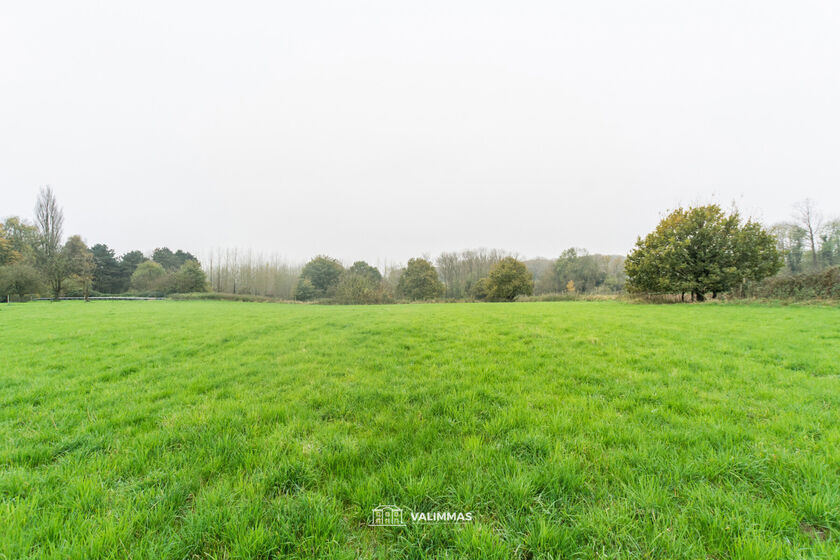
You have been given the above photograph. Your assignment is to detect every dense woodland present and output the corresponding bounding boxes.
[1,188,838,302]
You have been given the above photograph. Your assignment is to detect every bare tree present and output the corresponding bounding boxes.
[204,247,301,298]
[435,248,509,298]
[794,199,823,268]
[35,186,66,298]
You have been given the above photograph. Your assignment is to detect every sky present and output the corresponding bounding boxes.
[2,1,839,264]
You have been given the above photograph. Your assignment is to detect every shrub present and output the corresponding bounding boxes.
[173,260,207,293]
[747,267,840,300]
[334,272,390,304]
[293,277,318,301]
[347,261,382,283]
[169,292,282,302]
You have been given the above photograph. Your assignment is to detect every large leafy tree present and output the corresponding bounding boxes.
[151,247,196,272]
[130,260,167,292]
[63,235,96,300]
[397,258,444,301]
[152,247,179,271]
[483,257,533,301]
[119,250,147,291]
[2,217,39,265]
[0,264,42,300]
[732,221,784,294]
[626,205,781,301]
[90,244,122,293]
[174,250,197,268]
[298,255,344,298]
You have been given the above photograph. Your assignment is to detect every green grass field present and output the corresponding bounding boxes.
[2,301,839,559]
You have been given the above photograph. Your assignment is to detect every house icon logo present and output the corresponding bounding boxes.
[370,504,405,526]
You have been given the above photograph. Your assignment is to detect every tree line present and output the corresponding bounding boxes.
[286,254,534,303]
[1,188,836,302]
[0,187,207,300]
[199,248,627,302]
[285,200,836,303]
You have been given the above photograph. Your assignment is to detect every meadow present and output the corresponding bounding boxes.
[1,301,839,559]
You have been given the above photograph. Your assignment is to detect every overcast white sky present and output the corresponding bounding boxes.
[2,1,839,264]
